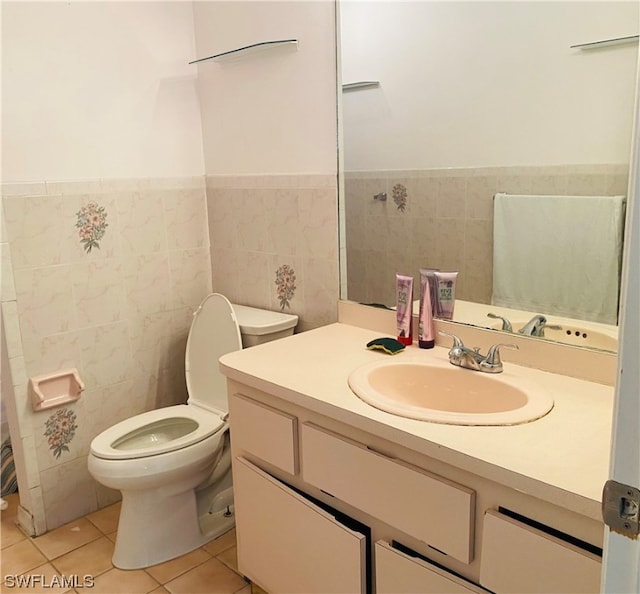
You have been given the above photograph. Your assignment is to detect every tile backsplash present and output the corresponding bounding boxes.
[344,164,628,307]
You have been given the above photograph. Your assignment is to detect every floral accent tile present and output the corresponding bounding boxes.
[75,201,108,253]
[44,408,78,459]
[275,264,296,310]
[392,183,408,212]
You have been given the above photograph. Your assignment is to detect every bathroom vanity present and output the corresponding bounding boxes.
[220,319,613,594]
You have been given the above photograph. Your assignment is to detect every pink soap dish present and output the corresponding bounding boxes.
[29,368,85,412]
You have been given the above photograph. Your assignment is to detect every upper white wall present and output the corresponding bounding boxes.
[340,1,639,170]
[192,1,338,175]
[2,1,205,182]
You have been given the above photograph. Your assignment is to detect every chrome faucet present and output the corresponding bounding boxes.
[439,331,518,373]
[518,315,562,338]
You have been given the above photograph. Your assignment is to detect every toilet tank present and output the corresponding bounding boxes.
[231,304,298,348]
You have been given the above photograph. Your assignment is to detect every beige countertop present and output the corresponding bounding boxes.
[220,322,614,522]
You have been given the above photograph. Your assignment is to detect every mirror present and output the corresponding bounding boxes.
[338,0,638,353]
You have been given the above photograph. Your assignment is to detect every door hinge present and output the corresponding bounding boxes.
[602,480,640,539]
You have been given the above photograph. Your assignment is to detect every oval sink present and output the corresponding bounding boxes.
[348,359,553,426]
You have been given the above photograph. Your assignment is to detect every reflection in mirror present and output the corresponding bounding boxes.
[339,0,638,353]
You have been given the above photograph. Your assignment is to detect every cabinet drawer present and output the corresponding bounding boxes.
[376,541,487,594]
[480,509,601,593]
[229,393,297,474]
[301,422,475,563]
[234,457,367,594]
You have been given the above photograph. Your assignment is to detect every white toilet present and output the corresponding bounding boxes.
[88,293,297,570]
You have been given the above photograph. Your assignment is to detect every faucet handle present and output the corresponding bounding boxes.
[487,312,513,332]
[437,330,465,349]
[481,343,519,372]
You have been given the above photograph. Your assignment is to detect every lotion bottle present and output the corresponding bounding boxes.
[418,269,435,348]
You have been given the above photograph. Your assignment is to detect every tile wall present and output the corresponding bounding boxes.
[1,172,340,534]
[1,177,211,532]
[344,164,629,307]
[206,174,340,333]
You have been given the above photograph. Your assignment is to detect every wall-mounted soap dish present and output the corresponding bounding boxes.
[29,368,85,412]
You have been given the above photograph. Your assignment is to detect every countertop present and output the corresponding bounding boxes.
[220,322,614,521]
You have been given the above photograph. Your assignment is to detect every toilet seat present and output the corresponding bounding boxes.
[90,405,225,461]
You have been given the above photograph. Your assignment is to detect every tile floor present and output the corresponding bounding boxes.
[1,493,262,594]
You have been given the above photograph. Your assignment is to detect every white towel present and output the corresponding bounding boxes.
[492,193,626,325]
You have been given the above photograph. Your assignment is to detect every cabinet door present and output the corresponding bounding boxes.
[233,456,367,594]
[480,510,601,594]
[376,542,487,594]
[301,422,475,563]
[229,393,297,474]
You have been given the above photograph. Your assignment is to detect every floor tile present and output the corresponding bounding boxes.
[250,582,269,594]
[145,547,211,585]
[1,539,48,576]
[86,502,121,535]
[89,567,159,594]
[164,557,246,594]
[216,545,239,573]
[1,494,250,594]
[1,493,27,549]
[1,515,28,548]
[202,528,236,556]
[51,536,115,578]
[32,518,102,560]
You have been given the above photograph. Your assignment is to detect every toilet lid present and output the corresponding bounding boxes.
[90,405,226,460]
[185,293,242,413]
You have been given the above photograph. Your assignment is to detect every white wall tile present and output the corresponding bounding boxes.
[298,188,338,261]
[72,260,126,327]
[123,253,172,315]
[13,265,77,343]
[78,322,131,389]
[40,457,98,530]
[164,188,209,250]
[1,300,22,358]
[117,191,167,255]
[3,196,66,270]
[21,330,83,381]
[169,248,212,309]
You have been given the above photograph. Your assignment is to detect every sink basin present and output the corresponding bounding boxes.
[348,358,553,426]
[489,321,618,351]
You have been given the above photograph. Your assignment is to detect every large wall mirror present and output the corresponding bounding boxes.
[338,0,639,353]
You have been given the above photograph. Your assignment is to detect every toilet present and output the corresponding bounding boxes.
[88,293,297,570]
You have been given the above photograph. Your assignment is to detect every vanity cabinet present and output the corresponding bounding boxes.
[479,509,601,593]
[233,456,367,594]
[300,422,475,564]
[227,393,298,474]
[375,541,487,594]
[228,389,603,594]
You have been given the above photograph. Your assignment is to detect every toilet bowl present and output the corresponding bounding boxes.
[88,293,297,569]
